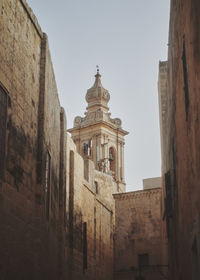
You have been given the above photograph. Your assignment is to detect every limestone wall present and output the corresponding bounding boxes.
[157,61,169,268]
[0,2,115,278]
[113,188,164,280]
[0,1,66,279]
[66,135,114,280]
[163,1,200,279]
[143,177,161,190]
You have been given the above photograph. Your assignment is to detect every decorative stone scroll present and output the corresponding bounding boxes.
[110,118,122,128]
[74,116,83,127]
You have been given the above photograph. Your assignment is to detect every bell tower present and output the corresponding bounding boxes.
[68,68,128,192]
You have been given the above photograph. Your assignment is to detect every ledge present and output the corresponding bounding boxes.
[68,121,129,136]
[113,187,161,200]
[20,0,43,38]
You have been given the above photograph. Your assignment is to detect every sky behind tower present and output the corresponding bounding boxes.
[26,0,170,191]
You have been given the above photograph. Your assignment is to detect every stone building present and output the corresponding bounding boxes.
[113,178,165,280]
[0,1,164,280]
[65,69,128,279]
[65,135,115,280]
[158,1,200,279]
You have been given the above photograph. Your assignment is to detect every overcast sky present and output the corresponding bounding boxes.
[26,0,170,191]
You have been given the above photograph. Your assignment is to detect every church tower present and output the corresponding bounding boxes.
[68,68,128,192]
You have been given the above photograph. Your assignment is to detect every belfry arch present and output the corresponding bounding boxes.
[109,146,116,176]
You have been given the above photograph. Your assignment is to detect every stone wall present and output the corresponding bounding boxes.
[143,177,162,190]
[0,0,66,279]
[157,61,168,268]
[0,1,116,279]
[65,135,114,280]
[163,0,200,279]
[113,188,164,280]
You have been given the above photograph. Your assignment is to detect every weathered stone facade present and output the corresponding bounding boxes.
[158,1,200,279]
[113,179,165,280]
[0,0,66,279]
[0,1,165,280]
[65,135,114,280]
[0,1,116,279]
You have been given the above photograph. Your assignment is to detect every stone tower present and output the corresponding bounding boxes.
[68,69,128,192]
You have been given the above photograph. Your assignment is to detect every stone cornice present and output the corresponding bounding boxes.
[113,188,161,200]
[68,121,128,136]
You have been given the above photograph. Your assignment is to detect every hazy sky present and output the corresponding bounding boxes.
[26,0,170,191]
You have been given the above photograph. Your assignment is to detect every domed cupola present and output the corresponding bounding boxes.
[86,68,110,113]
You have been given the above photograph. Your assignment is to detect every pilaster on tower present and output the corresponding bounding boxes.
[68,69,128,192]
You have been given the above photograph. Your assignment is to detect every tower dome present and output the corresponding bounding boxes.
[86,68,110,112]
[70,68,128,131]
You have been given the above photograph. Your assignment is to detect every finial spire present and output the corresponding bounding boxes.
[95,65,101,80]
[96,65,99,74]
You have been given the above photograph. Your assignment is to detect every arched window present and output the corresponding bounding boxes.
[109,147,116,176]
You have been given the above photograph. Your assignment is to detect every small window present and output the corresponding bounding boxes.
[94,181,98,194]
[109,147,116,176]
[0,86,7,178]
[138,253,149,267]
[83,139,92,156]
[83,143,88,155]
